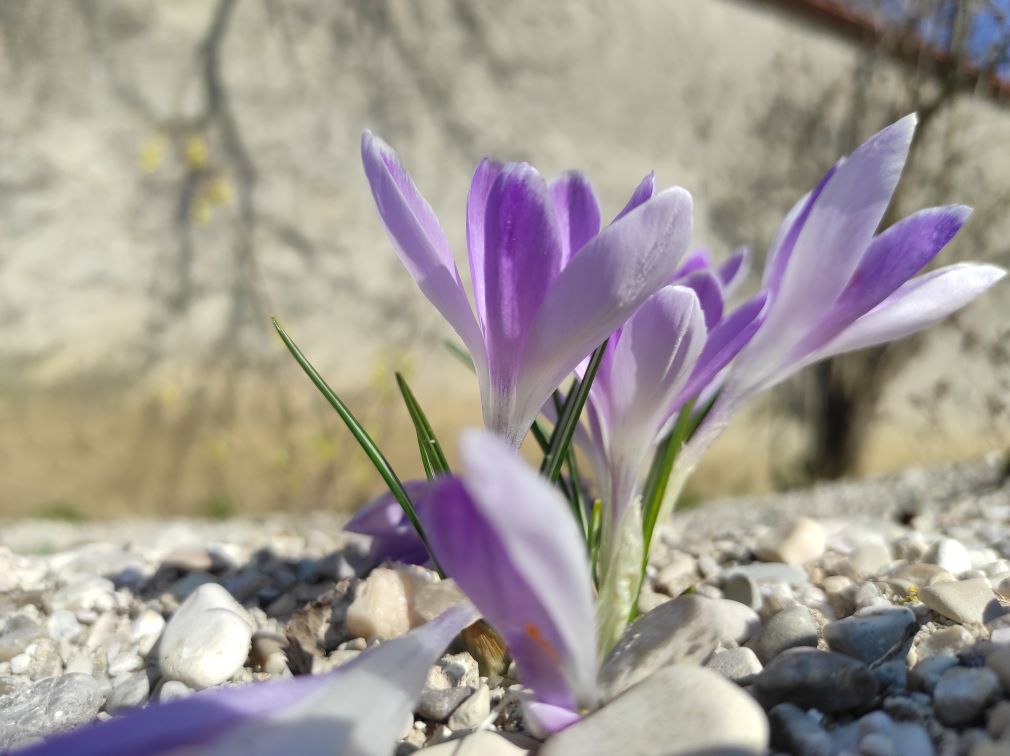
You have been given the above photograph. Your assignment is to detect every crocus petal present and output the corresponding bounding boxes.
[674,291,768,410]
[762,115,916,348]
[794,205,971,357]
[466,158,505,332]
[21,605,478,756]
[421,430,597,712]
[361,131,488,379]
[718,246,751,298]
[607,287,706,458]
[523,700,585,738]
[612,172,655,223]
[679,270,724,330]
[482,163,564,395]
[344,481,432,565]
[512,188,694,439]
[550,171,602,265]
[674,247,713,280]
[811,263,1007,359]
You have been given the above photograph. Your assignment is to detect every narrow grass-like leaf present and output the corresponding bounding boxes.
[566,444,588,540]
[272,317,443,575]
[539,341,606,485]
[640,399,695,560]
[443,340,475,372]
[530,420,551,454]
[588,498,603,588]
[396,372,450,477]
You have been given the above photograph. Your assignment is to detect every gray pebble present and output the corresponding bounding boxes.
[705,646,763,682]
[0,674,104,751]
[106,670,151,713]
[753,649,878,713]
[751,605,818,663]
[0,616,42,662]
[933,667,1001,726]
[415,686,473,722]
[598,595,719,701]
[823,606,916,664]
[769,702,833,756]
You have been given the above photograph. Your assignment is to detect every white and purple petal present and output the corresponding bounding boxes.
[511,187,694,443]
[21,604,477,756]
[550,171,602,266]
[421,430,597,716]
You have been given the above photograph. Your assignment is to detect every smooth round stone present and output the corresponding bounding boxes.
[911,625,974,664]
[995,576,1010,603]
[724,563,808,589]
[920,578,997,625]
[45,610,82,644]
[0,674,104,751]
[885,563,956,594]
[751,605,818,663]
[447,683,490,731]
[541,665,768,756]
[753,649,878,713]
[769,702,833,756]
[822,575,855,617]
[986,699,1010,738]
[597,595,720,701]
[985,648,1010,693]
[158,583,253,689]
[708,597,761,645]
[156,679,194,703]
[653,552,697,597]
[106,670,150,713]
[924,538,972,575]
[0,616,42,662]
[416,686,473,722]
[933,667,1001,726]
[723,573,762,612]
[345,565,437,641]
[850,542,893,578]
[754,517,826,566]
[131,609,166,656]
[705,646,762,681]
[910,656,959,693]
[824,606,916,664]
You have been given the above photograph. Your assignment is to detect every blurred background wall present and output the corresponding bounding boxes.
[0,0,1007,519]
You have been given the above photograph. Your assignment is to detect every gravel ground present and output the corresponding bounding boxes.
[1,451,1009,755]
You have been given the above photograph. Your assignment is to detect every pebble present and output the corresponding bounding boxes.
[933,667,1001,726]
[415,686,473,722]
[157,583,253,689]
[987,699,1010,738]
[541,665,768,756]
[597,595,719,701]
[755,517,826,566]
[0,674,105,751]
[106,670,151,713]
[131,609,166,656]
[345,565,437,641]
[911,655,960,692]
[723,563,808,588]
[45,610,82,644]
[850,541,893,578]
[823,606,916,664]
[751,605,818,663]
[925,538,973,575]
[753,649,878,713]
[722,572,762,611]
[0,616,42,662]
[987,647,1010,693]
[921,578,998,625]
[157,679,194,703]
[769,702,834,756]
[705,646,762,681]
[653,551,697,596]
[447,683,490,731]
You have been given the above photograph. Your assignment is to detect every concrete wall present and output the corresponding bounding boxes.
[0,0,1006,517]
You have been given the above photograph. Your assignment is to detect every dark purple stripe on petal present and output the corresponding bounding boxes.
[795,205,970,357]
[483,163,564,389]
[612,172,655,224]
[550,171,602,266]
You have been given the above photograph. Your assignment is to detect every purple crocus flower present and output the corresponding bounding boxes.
[19,604,477,756]
[659,114,1006,530]
[344,480,433,565]
[580,278,766,650]
[362,132,694,448]
[419,429,598,736]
